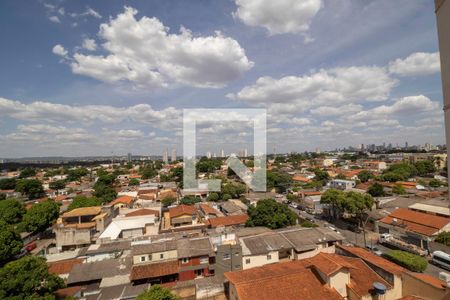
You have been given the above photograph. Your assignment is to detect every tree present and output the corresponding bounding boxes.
[206,192,219,202]
[392,184,406,195]
[414,160,436,176]
[435,231,450,246]
[0,193,5,201]
[66,167,89,182]
[137,285,180,300]
[381,163,417,182]
[0,221,23,264]
[15,179,45,200]
[140,167,158,180]
[313,168,330,182]
[161,196,177,207]
[367,183,385,197]
[129,178,140,186]
[266,171,292,192]
[0,198,26,224]
[0,256,65,299]
[49,180,66,190]
[335,174,347,180]
[18,168,36,179]
[358,171,373,183]
[429,178,445,188]
[93,174,117,203]
[67,196,101,211]
[179,196,201,205]
[22,200,59,233]
[222,194,232,201]
[246,199,297,229]
[383,250,427,272]
[320,189,345,219]
[0,178,17,190]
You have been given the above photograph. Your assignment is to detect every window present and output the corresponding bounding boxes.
[267,254,271,260]
[223,253,231,260]
[246,258,250,264]
[140,256,146,262]
[182,258,189,264]
[200,257,209,264]
[160,253,164,259]
[149,254,152,261]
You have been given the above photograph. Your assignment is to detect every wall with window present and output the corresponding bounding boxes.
[242,251,278,270]
[132,249,178,264]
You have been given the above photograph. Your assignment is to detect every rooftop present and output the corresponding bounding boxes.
[130,260,179,281]
[169,205,197,218]
[207,214,249,228]
[110,195,134,206]
[62,206,102,218]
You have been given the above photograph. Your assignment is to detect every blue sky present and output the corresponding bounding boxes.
[0,0,444,157]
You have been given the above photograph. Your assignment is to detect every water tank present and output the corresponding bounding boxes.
[373,282,387,295]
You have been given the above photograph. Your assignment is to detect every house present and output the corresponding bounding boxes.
[177,237,215,280]
[207,215,249,228]
[54,206,114,251]
[292,175,311,183]
[125,208,160,220]
[169,205,199,227]
[48,258,84,279]
[376,207,450,249]
[329,179,356,190]
[239,227,343,270]
[109,195,135,209]
[220,201,246,215]
[199,203,221,219]
[362,161,387,171]
[98,215,158,242]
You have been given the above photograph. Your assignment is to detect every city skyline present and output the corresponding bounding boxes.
[0,0,445,158]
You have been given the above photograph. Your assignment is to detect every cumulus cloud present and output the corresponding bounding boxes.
[82,38,97,51]
[229,66,396,108]
[233,0,322,36]
[388,52,440,76]
[65,7,253,89]
[52,44,68,57]
[0,97,181,130]
[310,104,363,116]
[48,15,61,23]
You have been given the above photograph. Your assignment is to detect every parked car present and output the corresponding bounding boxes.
[25,242,37,252]
[366,245,383,256]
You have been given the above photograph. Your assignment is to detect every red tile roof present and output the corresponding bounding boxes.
[130,260,179,281]
[109,195,134,206]
[199,203,220,216]
[379,208,449,236]
[55,286,82,298]
[48,258,84,275]
[54,195,68,202]
[301,253,356,276]
[292,175,311,183]
[337,244,404,275]
[169,205,197,218]
[207,214,248,228]
[225,259,342,300]
[125,208,160,218]
[409,272,447,290]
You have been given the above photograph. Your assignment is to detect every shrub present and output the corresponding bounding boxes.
[383,250,427,272]
[435,231,450,246]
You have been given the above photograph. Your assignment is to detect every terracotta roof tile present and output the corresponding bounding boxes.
[62,206,102,217]
[337,244,404,275]
[207,214,248,228]
[409,272,447,290]
[125,208,160,218]
[169,205,197,218]
[130,260,179,281]
[48,258,84,275]
[378,208,449,236]
[199,203,220,216]
[110,195,134,206]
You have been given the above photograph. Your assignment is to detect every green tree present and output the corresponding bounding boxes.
[0,221,23,264]
[222,194,232,201]
[0,256,65,299]
[137,285,180,300]
[266,171,292,192]
[383,250,427,272]
[367,183,385,197]
[15,179,45,200]
[313,168,330,182]
[0,178,17,190]
[414,160,436,176]
[22,200,59,233]
[140,167,158,180]
[335,174,347,180]
[93,174,117,203]
[66,167,89,182]
[320,189,345,219]
[0,193,5,200]
[435,231,450,246]
[382,163,417,182]
[392,183,406,195]
[67,196,101,211]
[18,168,36,179]
[49,180,66,190]
[0,198,26,224]
[206,192,219,202]
[179,196,201,205]
[246,199,297,229]
[358,171,374,183]
[429,178,445,188]
[129,178,140,186]
[161,196,177,207]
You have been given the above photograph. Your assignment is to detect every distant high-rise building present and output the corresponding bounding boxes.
[163,149,169,164]
[244,148,248,157]
[315,147,321,154]
[221,149,225,157]
[127,152,132,162]
[213,152,217,158]
[206,151,212,159]
[171,149,176,162]
[405,142,409,149]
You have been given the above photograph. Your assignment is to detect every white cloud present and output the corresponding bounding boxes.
[52,44,68,57]
[67,6,253,89]
[48,16,61,23]
[0,97,181,131]
[233,0,322,36]
[83,7,102,18]
[82,38,97,51]
[229,66,396,108]
[350,95,439,121]
[310,104,362,116]
[388,52,440,76]
[58,7,65,15]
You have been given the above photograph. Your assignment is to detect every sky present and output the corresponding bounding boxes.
[0,0,445,158]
